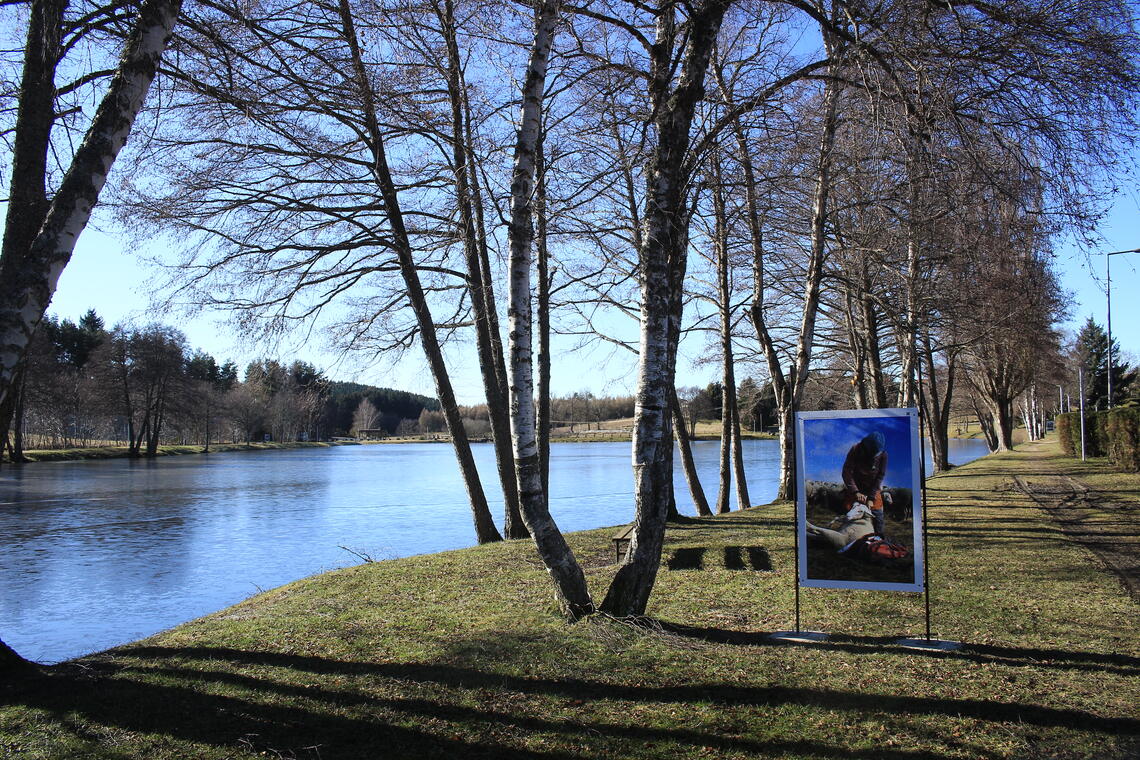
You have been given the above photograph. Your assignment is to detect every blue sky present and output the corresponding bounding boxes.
[800,415,915,490]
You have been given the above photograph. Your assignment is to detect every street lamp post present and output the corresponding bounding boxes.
[1106,247,1140,409]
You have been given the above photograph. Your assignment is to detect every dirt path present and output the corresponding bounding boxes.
[1013,473,1139,602]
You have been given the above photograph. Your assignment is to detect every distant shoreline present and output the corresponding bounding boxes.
[8,431,784,464]
[6,440,357,464]
[8,429,989,465]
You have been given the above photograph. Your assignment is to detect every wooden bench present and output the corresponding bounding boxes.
[612,524,636,562]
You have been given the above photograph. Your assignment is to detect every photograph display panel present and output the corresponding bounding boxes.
[796,409,924,592]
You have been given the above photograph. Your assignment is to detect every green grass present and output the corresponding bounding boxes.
[1,438,1137,759]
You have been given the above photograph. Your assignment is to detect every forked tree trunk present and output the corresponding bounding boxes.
[338,0,501,544]
[0,0,183,456]
[601,0,728,617]
[993,397,1016,451]
[505,0,592,617]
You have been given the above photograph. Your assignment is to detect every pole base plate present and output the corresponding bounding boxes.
[769,630,829,644]
[896,637,962,651]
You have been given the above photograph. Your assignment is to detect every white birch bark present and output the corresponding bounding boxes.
[0,0,183,421]
[601,0,729,617]
[0,0,182,671]
[505,0,593,618]
[713,178,733,514]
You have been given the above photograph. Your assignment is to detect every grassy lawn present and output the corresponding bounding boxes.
[2,438,1136,759]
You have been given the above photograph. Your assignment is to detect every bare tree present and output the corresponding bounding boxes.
[0,0,183,670]
[503,0,593,615]
[0,0,183,467]
[114,0,505,543]
[351,398,381,436]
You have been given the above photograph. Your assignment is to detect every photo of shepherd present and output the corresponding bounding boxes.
[797,410,923,591]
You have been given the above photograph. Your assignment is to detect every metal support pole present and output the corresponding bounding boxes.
[789,365,800,633]
[1107,253,1114,408]
[1105,248,1140,410]
[896,361,959,651]
[1079,366,1087,461]
[917,407,932,641]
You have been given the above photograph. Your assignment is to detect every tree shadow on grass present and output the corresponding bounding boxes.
[5,636,1136,759]
[667,547,705,570]
[666,546,774,571]
[1,649,980,760]
[52,644,1140,726]
[655,623,1140,678]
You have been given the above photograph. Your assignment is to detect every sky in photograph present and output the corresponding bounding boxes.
[800,414,915,489]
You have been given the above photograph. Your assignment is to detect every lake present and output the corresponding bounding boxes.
[0,437,990,663]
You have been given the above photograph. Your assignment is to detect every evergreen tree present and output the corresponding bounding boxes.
[1076,317,1136,409]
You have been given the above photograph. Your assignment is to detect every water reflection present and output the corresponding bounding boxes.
[0,437,990,663]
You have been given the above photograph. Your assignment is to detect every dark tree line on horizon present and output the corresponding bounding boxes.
[6,308,447,457]
[1,0,1139,667]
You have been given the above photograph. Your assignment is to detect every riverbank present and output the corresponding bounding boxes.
[9,439,357,464]
[2,436,1136,759]
[7,428,777,462]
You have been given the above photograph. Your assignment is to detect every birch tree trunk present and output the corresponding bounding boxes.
[730,397,751,509]
[505,0,593,617]
[0,0,183,671]
[600,0,729,617]
[0,0,183,457]
[337,0,501,544]
[436,0,526,538]
[713,180,733,514]
[671,386,712,516]
[536,141,553,508]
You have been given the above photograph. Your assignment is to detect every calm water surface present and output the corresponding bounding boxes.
[0,437,989,663]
